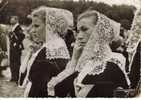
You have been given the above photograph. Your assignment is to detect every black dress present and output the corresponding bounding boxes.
[28,47,68,97]
[82,61,129,97]
[54,58,129,97]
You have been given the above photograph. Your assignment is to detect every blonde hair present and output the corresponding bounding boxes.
[78,10,98,25]
[30,6,47,23]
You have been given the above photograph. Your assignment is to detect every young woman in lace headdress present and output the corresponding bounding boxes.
[127,7,141,89]
[48,10,130,97]
[23,6,73,97]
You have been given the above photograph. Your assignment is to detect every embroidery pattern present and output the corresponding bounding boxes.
[31,7,73,60]
[88,61,106,75]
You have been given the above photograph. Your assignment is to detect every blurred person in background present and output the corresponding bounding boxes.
[127,8,141,90]
[0,24,8,77]
[8,15,25,83]
[110,35,130,73]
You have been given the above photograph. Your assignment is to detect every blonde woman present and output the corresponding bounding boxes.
[23,6,73,97]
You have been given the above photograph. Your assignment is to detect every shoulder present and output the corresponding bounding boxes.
[0,24,9,33]
[16,25,22,29]
[108,52,126,72]
[15,25,23,32]
[55,37,67,48]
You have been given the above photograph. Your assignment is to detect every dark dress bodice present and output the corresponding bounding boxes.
[28,47,68,97]
[29,47,68,83]
[54,59,129,97]
[81,61,129,97]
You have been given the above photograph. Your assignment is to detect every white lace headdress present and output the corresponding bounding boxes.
[31,6,73,60]
[73,11,132,92]
[127,8,141,52]
[126,8,141,73]
[131,7,141,32]
[75,10,121,72]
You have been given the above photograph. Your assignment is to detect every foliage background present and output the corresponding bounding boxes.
[0,0,137,29]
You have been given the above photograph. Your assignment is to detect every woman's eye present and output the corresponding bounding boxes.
[34,24,40,28]
[80,26,88,32]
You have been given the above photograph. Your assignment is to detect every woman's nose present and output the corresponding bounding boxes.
[31,32,38,38]
[29,28,35,34]
[28,25,35,34]
[77,33,84,41]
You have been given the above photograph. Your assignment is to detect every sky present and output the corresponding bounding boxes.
[74,0,141,8]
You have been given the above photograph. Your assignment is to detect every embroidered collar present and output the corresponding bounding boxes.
[30,7,73,60]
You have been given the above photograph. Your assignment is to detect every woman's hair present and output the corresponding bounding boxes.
[30,6,47,23]
[110,36,124,51]
[10,15,19,20]
[77,10,98,25]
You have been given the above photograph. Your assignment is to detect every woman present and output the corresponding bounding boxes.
[127,8,141,90]
[48,10,130,97]
[0,24,8,77]
[24,6,73,97]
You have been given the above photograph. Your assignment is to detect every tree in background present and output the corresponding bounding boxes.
[0,0,136,30]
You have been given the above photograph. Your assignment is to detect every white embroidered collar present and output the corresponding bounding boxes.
[46,34,70,60]
[76,52,130,86]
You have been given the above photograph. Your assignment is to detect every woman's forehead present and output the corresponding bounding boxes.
[31,17,43,24]
[77,16,95,27]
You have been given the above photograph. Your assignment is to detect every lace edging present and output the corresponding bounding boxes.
[46,47,70,60]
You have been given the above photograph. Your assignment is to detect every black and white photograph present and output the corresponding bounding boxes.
[0,0,141,98]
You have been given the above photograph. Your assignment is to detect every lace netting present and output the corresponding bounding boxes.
[30,7,73,60]
[75,11,121,72]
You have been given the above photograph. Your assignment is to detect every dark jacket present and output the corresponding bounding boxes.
[9,25,25,62]
[9,25,25,52]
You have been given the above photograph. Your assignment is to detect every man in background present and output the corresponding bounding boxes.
[9,15,25,83]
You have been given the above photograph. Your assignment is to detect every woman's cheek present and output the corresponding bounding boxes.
[86,30,92,40]
[41,29,46,42]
